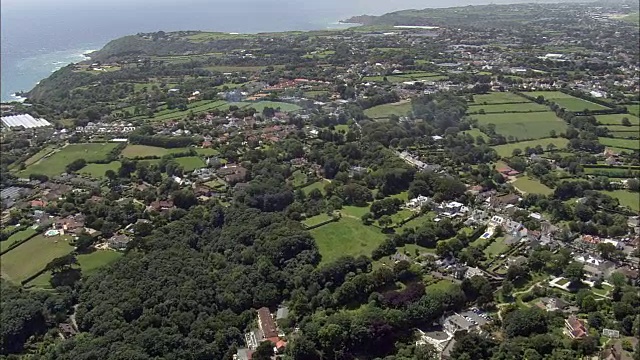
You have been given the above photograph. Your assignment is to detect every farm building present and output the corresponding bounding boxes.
[1,114,52,130]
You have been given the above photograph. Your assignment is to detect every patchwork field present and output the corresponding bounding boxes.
[492,138,569,158]
[174,156,206,171]
[467,102,548,113]
[512,176,554,195]
[311,217,387,264]
[471,92,529,104]
[624,104,639,117]
[473,112,567,140]
[0,235,74,283]
[121,145,190,158]
[80,161,122,178]
[19,143,118,177]
[364,101,413,119]
[598,137,640,151]
[526,91,609,111]
[596,114,640,125]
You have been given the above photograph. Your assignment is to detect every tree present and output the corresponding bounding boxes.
[378,215,392,229]
[563,262,584,287]
[252,341,274,360]
[621,117,631,126]
[361,212,374,225]
[580,295,597,313]
[502,280,514,298]
[503,308,548,338]
[65,158,86,173]
[512,148,523,157]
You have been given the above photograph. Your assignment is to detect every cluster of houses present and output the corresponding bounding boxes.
[235,306,290,360]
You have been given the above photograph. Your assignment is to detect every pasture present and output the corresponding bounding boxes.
[121,145,190,158]
[311,217,387,264]
[596,114,640,125]
[20,143,118,177]
[364,101,413,119]
[80,161,121,178]
[195,148,220,156]
[598,137,640,151]
[471,92,529,104]
[303,213,334,227]
[0,235,74,283]
[472,112,567,140]
[512,176,554,195]
[526,91,609,111]
[0,228,37,253]
[246,101,302,112]
[491,138,569,158]
[601,190,640,212]
[23,145,56,166]
[175,156,206,171]
[467,102,548,114]
[624,104,639,117]
[462,128,490,142]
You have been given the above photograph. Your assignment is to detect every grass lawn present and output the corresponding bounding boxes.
[79,161,121,179]
[19,143,118,177]
[303,213,334,227]
[77,250,122,275]
[595,114,640,125]
[601,190,640,212]
[389,191,409,201]
[512,176,554,195]
[195,148,220,156]
[23,145,57,167]
[311,217,387,264]
[389,209,414,225]
[245,101,301,112]
[623,104,639,117]
[0,228,37,253]
[492,138,569,158]
[467,102,548,114]
[398,212,435,231]
[334,124,350,133]
[483,237,509,258]
[291,170,308,187]
[556,278,570,286]
[472,112,567,140]
[471,92,529,104]
[526,91,609,111]
[462,128,490,142]
[175,156,206,171]
[364,101,412,119]
[425,280,457,292]
[0,235,74,283]
[121,145,190,158]
[341,205,371,219]
[302,180,330,195]
[598,137,640,151]
[396,243,436,256]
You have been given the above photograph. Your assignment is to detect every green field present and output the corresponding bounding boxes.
[77,250,123,275]
[80,161,122,178]
[20,143,118,177]
[624,104,640,117]
[512,176,554,195]
[311,217,387,264]
[303,213,334,227]
[596,114,640,125]
[462,128,490,142]
[121,145,191,158]
[302,180,330,194]
[483,237,510,258]
[492,138,569,157]
[0,235,74,283]
[23,145,57,167]
[364,101,413,119]
[467,102,548,114]
[601,190,640,212]
[175,156,206,171]
[526,91,609,111]
[608,130,640,139]
[398,213,435,231]
[0,228,37,253]
[245,101,301,112]
[473,112,567,140]
[195,148,220,156]
[598,137,640,151]
[471,92,529,104]
[341,205,371,219]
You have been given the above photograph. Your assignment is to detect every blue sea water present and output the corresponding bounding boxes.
[0,0,560,102]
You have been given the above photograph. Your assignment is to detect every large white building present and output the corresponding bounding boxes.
[1,114,51,130]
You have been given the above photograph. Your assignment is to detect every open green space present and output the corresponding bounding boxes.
[195,148,220,156]
[311,217,387,264]
[80,161,122,179]
[596,114,640,125]
[303,213,334,227]
[601,190,640,212]
[598,137,640,151]
[19,143,118,177]
[462,128,490,142]
[364,101,412,119]
[77,250,123,275]
[425,280,457,292]
[0,235,74,283]
[471,92,529,104]
[0,228,38,253]
[204,65,283,73]
[398,212,435,231]
[473,112,567,140]
[341,205,371,219]
[291,170,308,187]
[302,180,330,194]
[467,102,548,113]
[512,176,554,195]
[483,237,509,258]
[121,145,191,158]
[23,145,57,167]
[492,138,569,158]
[527,91,609,111]
[175,156,206,171]
[623,104,640,117]
[245,101,301,112]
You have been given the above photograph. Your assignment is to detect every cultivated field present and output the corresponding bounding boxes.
[471,92,529,104]
[364,101,413,119]
[310,217,387,264]
[598,137,640,151]
[527,91,609,111]
[467,102,548,113]
[0,235,74,283]
[473,112,567,140]
[512,176,554,195]
[20,143,118,177]
[174,156,206,171]
[121,145,190,158]
[80,161,121,178]
[492,138,569,158]
[596,114,640,125]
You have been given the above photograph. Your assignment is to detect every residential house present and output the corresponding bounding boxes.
[107,234,132,251]
[490,193,520,208]
[54,215,85,234]
[257,307,278,340]
[148,200,175,212]
[565,315,588,339]
[537,297,568,312]
[217,165,248,184]
[405,195,430,211]
[30,199,47,208]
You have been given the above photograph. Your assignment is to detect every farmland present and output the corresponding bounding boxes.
[467,102,548,114]
[121,145,190,158]
[472,112,567,140]
[601,190,640,212]
[598,137,640,151]
[364,101,413,119]
[19,143,118,177]
[0,235,74,283]
[512,176,554,195]
[462,128,490,142]
[471,92,529,104]
[492,138,569,157]
[0,228,37,253]
[595,114,640,125]
[175,156,206,171]
[624,104,640,117]
[80,161,122,178]
[526,91,609,111]
[310,217,387,265]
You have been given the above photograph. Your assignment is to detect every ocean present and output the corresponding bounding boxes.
[0,0,563,102]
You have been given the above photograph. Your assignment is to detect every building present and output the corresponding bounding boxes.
[565,315,587,339]
[107,234,132,251]
[257,307,278,340]
[1,114,52,130]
